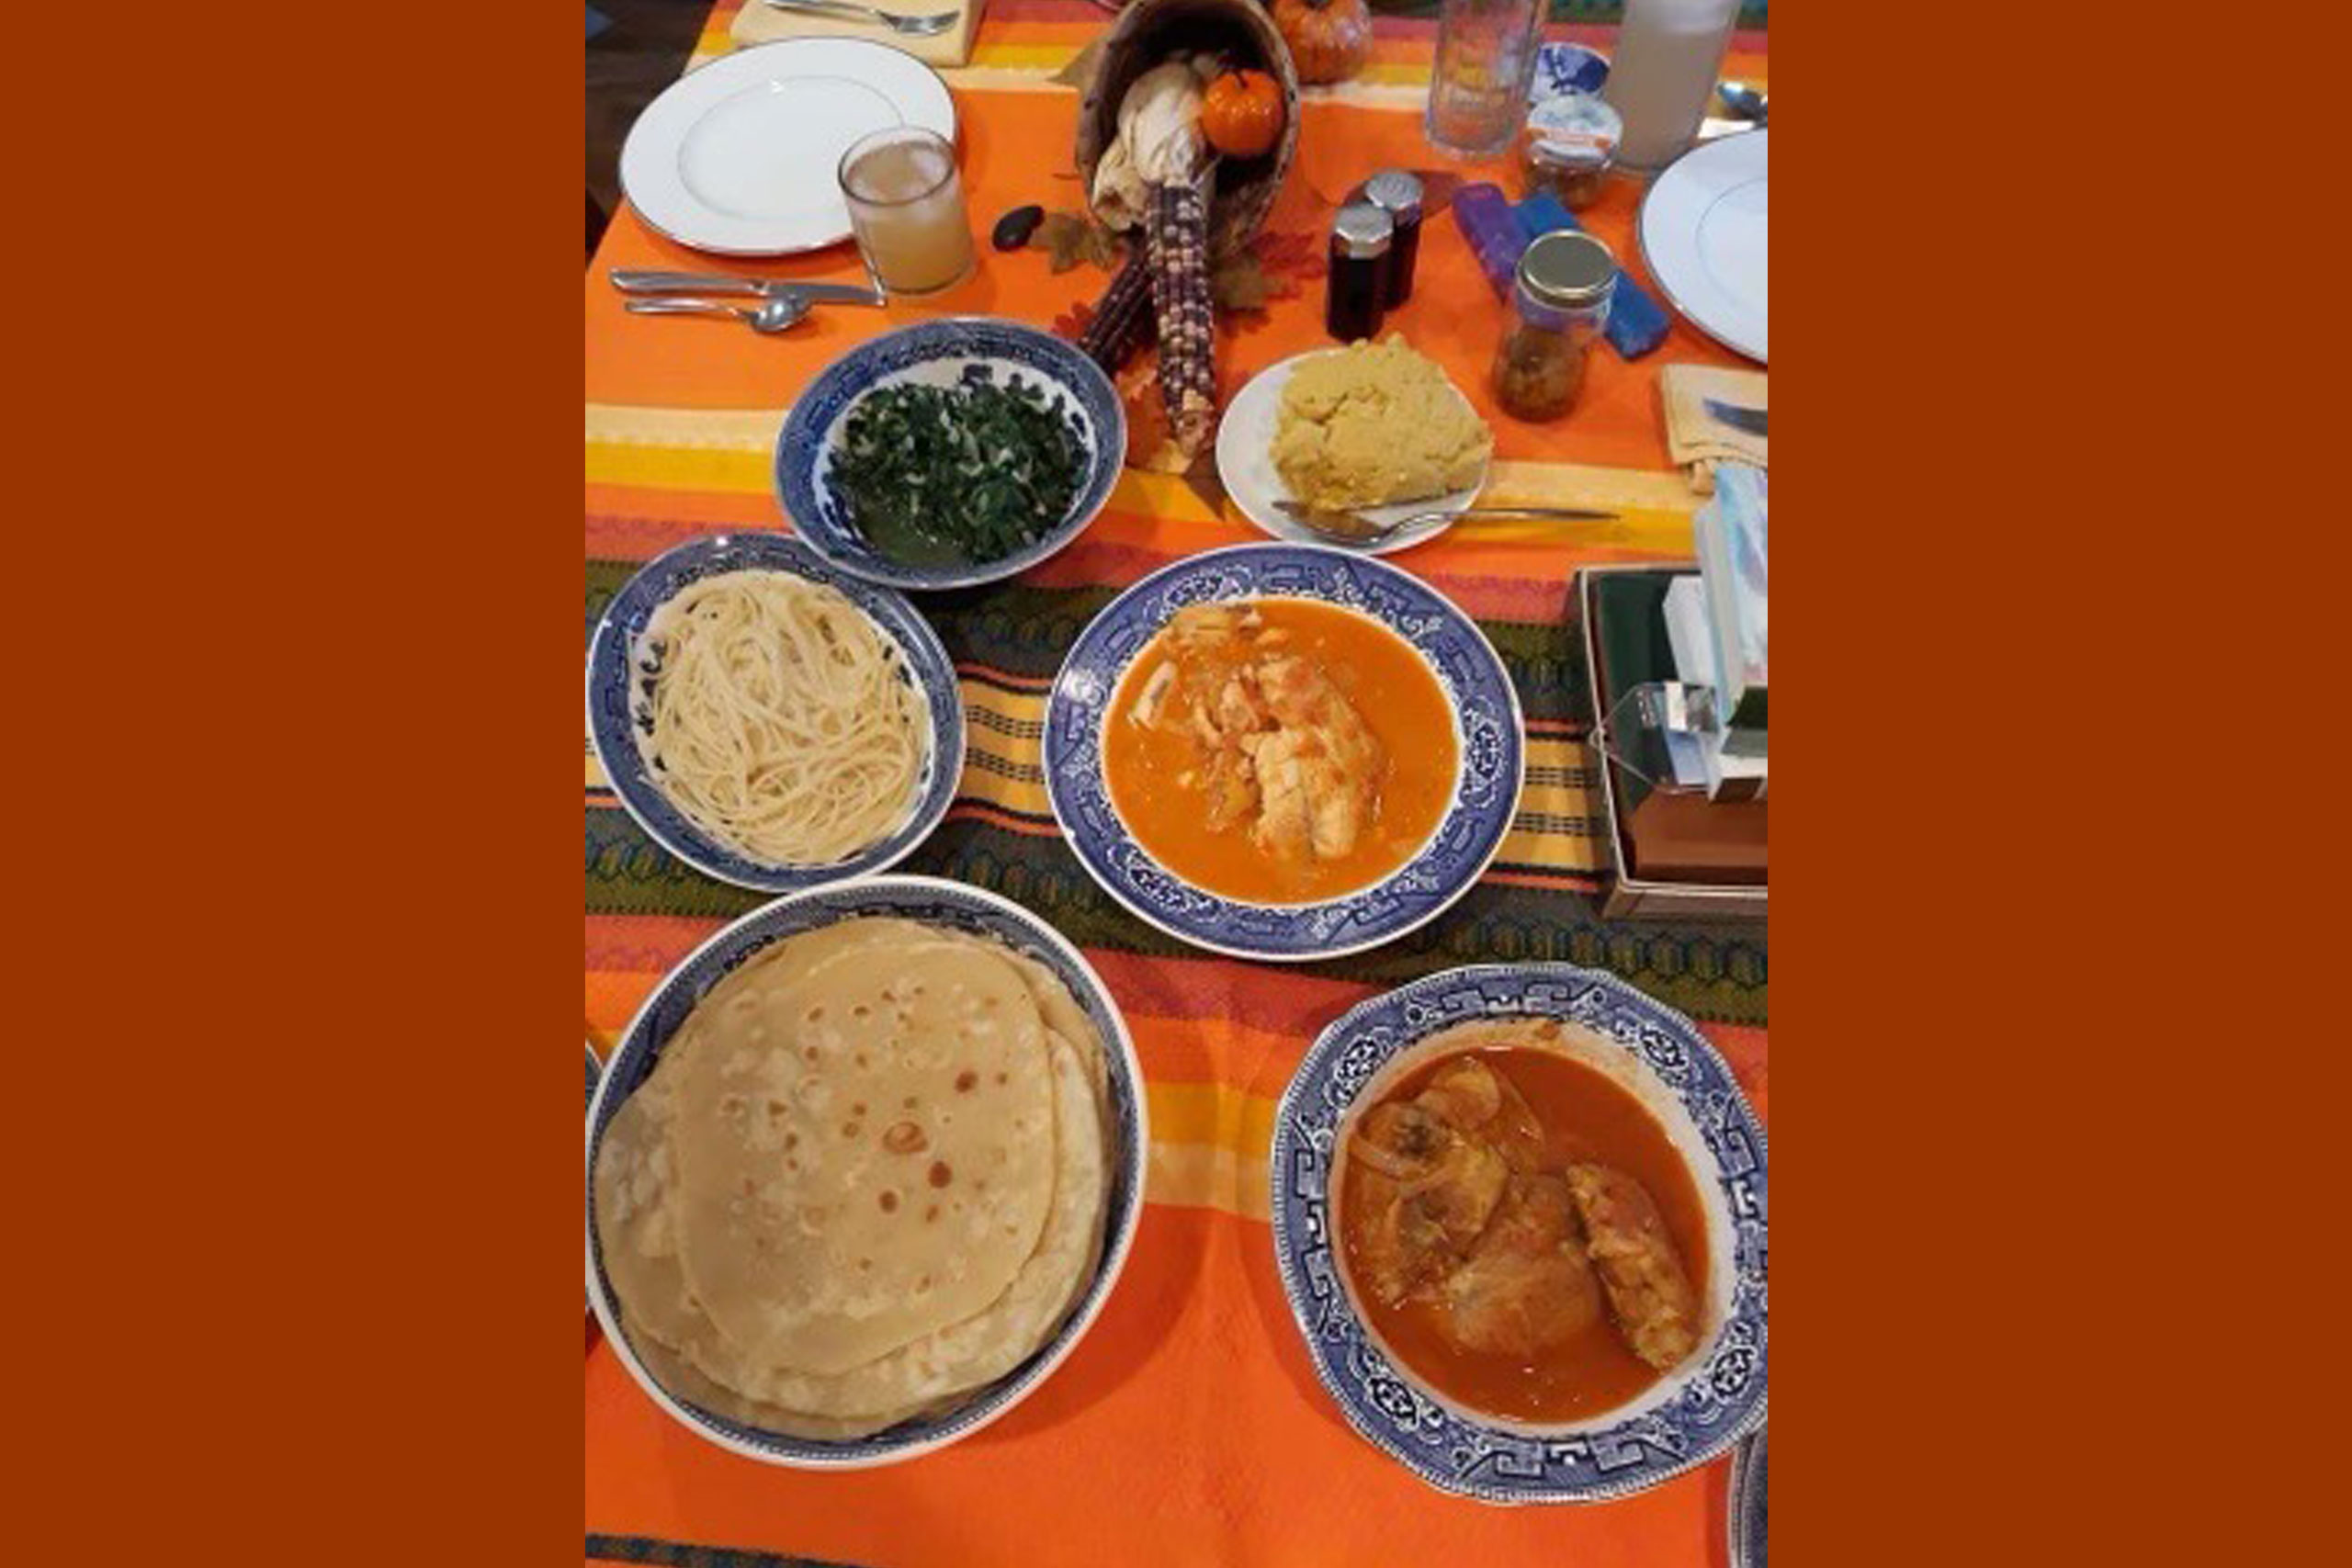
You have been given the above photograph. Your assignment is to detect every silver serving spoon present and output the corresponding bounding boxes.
[1276,500,1621,547]
[624,294,813,333]
[1718,80,1769,122]
[760,0,957,35]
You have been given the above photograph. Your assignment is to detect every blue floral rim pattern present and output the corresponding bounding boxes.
[773,317,1125,592]
[584,875,1148,1468]
[1268,964,1769,1504]
[585,532,965,895]
[1039,544,1524,961]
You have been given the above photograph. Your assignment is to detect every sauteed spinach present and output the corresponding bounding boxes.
[825,367,1089,569]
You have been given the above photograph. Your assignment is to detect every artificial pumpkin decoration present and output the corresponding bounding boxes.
[1272,0,1373,86]
[1201,69,1284,158]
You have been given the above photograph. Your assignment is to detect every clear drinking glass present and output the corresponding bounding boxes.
[838,126,975,298]
[1426,0,1545,158]
[1602,0,1743,175]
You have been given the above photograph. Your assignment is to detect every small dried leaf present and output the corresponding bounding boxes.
[1052,299,1097,342]
[1082,220,1124,270]
[1210,253,1282,312]
[1029,210,1125,275]
[1251,228,1329,282]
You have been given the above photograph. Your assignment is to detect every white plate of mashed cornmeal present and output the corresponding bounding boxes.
[1217,338,1495,556]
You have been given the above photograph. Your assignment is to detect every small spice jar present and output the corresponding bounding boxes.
[1361,169,1425,307]
[1520,90,1622,210]
[1326,202,1394,343]
[1492,230,1617,422]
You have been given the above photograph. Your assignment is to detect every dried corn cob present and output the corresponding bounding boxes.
[1075,251,1156,373]
[1145,177,1216,464]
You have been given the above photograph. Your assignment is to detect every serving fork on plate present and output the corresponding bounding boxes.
[759,0,958,35]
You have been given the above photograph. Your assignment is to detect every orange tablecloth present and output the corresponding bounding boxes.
[588,14,1767,1565]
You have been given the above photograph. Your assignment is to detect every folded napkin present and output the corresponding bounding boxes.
[1660,365,1767,494]
[730,0,986,70]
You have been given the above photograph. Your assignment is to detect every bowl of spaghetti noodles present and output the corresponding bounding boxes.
[587,532,965,893]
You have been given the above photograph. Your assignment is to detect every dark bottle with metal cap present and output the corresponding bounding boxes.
[1492,229,1619,422]
[1362,169,1425,307]
[1326,202,1395,343]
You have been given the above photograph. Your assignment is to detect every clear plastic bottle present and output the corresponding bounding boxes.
[1602,0,1742,175]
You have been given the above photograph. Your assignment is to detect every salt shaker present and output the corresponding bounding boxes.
[1326,203,1394,343]
[1362,170,1424,307]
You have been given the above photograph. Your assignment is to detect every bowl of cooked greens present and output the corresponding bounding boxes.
[775,317,1126,592]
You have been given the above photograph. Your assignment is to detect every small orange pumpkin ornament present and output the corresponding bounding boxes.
[1272,0,1373,86]
[1201,69,1284,159]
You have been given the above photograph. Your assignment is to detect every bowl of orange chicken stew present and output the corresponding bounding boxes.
[1270,964,1767,1503]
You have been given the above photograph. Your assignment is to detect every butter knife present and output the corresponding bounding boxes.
[609,268,885,307]
[1702,398,1769,438]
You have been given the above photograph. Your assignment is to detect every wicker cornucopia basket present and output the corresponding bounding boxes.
[1073,0,1301,261]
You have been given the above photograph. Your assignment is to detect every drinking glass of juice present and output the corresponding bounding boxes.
[837,127,975,298]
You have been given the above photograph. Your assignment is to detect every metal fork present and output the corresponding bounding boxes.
[760,0,958,34]
[1276,500,1622,547]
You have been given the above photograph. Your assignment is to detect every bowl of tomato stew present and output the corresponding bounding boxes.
[1041,543,1523,963]
[1268,964,1767,1504]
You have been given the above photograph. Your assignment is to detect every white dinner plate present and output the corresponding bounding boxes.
[618,39,956,256]
[1215,351,1489,556]
[1638,128,1768,363]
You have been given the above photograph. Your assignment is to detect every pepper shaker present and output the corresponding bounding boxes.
[1362,170,1424,308]
[1326,203,1394,343]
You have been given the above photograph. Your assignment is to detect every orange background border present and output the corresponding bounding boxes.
[10,2,2336,1563]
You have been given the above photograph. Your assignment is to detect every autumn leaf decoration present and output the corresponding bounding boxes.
[1028,210,1127,275]
[1209,227,1330,317]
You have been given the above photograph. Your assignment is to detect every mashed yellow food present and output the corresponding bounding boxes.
[1272,337,1493,511]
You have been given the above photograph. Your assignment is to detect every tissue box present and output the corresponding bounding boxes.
[1579,564,1768,922]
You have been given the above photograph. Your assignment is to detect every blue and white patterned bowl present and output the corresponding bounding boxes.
[585,531,965,894]
[1040,543,1524,963]
[773,316,1125,592]
[1269,964,1768,1505]
[585,874,1148,1469]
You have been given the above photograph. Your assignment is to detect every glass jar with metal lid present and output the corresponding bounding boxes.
[1492,229,1618,422]
[1520,90,1622,210]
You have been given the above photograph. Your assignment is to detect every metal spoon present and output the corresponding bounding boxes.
[1276,500,1621,547]
[1718,80,1769,122]
[624,294,813,333]
[760,0,957,35]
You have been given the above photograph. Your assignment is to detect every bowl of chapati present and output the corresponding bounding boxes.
[586,874,1146,1466]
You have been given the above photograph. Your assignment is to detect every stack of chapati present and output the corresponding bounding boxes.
[594,918,1114,1438]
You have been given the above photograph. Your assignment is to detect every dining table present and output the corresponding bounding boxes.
[586,4,1770,1563]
